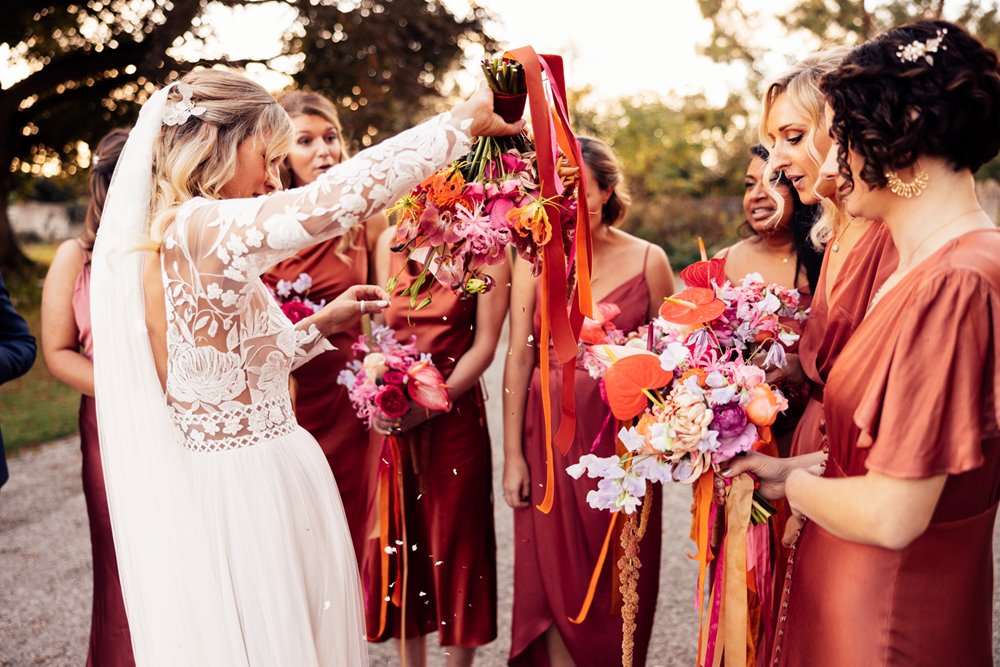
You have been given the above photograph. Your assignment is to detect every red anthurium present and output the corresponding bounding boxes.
[604,353,674,421]
[658,287,726,326]
[679,258,728,290]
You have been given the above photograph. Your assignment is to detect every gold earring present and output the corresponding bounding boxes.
[885,164,929,198]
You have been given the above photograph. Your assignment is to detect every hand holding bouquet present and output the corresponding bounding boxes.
[337,323,450,430]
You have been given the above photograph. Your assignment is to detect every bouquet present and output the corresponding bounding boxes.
[271,272,324,324]
[387,56,578,307]
[572,248,801,667]
[337,323,451,426]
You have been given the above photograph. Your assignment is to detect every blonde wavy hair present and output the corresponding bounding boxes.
[758,47,850,249]
[277,89,362,261]
[148,69,294,247]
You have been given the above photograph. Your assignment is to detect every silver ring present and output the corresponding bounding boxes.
[359,300,366,314]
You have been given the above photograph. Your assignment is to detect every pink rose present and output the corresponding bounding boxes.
[382,370,406,387]
[281,299,314,324]
[375,385,409,419]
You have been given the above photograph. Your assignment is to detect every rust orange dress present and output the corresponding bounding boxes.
[362,252,497,647]
[263,231,373,561]
[774,229,1000,666]
[789,223,898,456]
[510,247,662,667]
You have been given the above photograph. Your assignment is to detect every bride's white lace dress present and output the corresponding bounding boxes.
[155,112,471,665]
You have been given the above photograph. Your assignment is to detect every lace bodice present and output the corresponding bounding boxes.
[160,112,472,452]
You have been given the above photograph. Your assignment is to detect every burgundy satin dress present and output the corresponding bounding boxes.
[774,229,1000,666]
[789,223,898,456]
[362,251,498,647]
[510,246,663,667]
[263,231,373,561]
[73,241,135,666]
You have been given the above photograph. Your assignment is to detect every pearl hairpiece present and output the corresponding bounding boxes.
[896,28,948,66]
[162,82,207,127]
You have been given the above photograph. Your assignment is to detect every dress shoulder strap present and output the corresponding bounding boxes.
[642,243,651,272]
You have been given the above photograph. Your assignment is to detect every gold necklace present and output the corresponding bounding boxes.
[869,207,986,309]
[830,216,857,253]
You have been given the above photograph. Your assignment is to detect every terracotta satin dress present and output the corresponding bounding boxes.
[73,241,135,666]
[263,231,373,561]
[362,252,498,647]
[510,246,662,667]
[789,223,898,456]
[774,229,1000,666]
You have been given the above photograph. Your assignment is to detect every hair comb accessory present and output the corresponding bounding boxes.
[896,28,948,65]
[162,82,207,126]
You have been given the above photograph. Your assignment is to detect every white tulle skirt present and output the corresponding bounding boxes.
[188,425,368,666]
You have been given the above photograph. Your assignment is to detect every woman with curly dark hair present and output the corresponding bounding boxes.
[725,20,1000,665]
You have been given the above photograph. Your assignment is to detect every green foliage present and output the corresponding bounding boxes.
[0,0,493,271]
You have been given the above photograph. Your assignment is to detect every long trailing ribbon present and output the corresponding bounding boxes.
[370,435,411,666]
[504,46,592,514]
[690,470,716,654]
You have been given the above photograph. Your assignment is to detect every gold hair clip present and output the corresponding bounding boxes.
[896,28,948,66]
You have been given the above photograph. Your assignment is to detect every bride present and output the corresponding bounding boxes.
[90,69,522,665]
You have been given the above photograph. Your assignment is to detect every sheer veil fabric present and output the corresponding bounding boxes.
[91,84,247,663]
[91,83,473,665]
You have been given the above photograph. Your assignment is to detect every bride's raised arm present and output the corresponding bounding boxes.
[174,87,523,277]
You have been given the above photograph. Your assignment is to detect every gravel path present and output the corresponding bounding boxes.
[1,344,997,666]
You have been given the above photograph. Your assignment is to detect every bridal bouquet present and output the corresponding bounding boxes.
[270,272,324,324]
[337,323,450,427]
[387,56,578,307]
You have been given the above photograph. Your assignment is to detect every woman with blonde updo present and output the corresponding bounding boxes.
[263,90,387,563]
[89,69,522,665]
[760,49,898,463]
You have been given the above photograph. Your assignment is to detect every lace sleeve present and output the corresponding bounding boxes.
[176,112,473,280]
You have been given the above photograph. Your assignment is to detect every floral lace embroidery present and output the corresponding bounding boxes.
[160,113,472,452]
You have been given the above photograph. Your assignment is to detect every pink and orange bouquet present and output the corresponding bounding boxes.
[270,272,324,324]
[337,323,450,427]
[387,57,577,306]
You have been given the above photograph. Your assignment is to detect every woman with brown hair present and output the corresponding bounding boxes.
[504,136,674,666]
[41,127,135,665]
[262,90,387,562]
[727,20,1000,665]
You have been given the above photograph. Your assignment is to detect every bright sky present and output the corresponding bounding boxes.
[170,0,812,106]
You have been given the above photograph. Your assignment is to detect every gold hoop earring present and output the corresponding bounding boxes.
[885,164,929,198]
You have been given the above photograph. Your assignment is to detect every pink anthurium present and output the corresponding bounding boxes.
[406,360,452,412]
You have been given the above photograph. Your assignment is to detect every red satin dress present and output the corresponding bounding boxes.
[789,223,898,456]
[510,246,662,667]
[263,230,373,561]
[73,241,135,666]
[362,252,497,647]
[774,229,1000,666]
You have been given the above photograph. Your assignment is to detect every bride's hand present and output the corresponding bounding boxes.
[451,83,527,138]
[315,285,389,335]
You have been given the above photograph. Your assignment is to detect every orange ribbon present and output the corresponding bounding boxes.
[690,471,716,657]
[369,435,410,666]
[503,46,592,514]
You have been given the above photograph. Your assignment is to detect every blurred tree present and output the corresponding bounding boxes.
[573,91,754,266]
[697,0,1000,179]
[0,0,493,273]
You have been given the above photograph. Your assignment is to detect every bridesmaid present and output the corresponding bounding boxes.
[504,137,675,666]
[716,144,821,295]
[716,144,821,454]
[262,90,387,561]
[362,231,509,666]
[727,19,1000,665]
[760,50,898,463]
[40,128,135,666]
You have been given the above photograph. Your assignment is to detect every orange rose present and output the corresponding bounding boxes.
[744,384,789,427]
